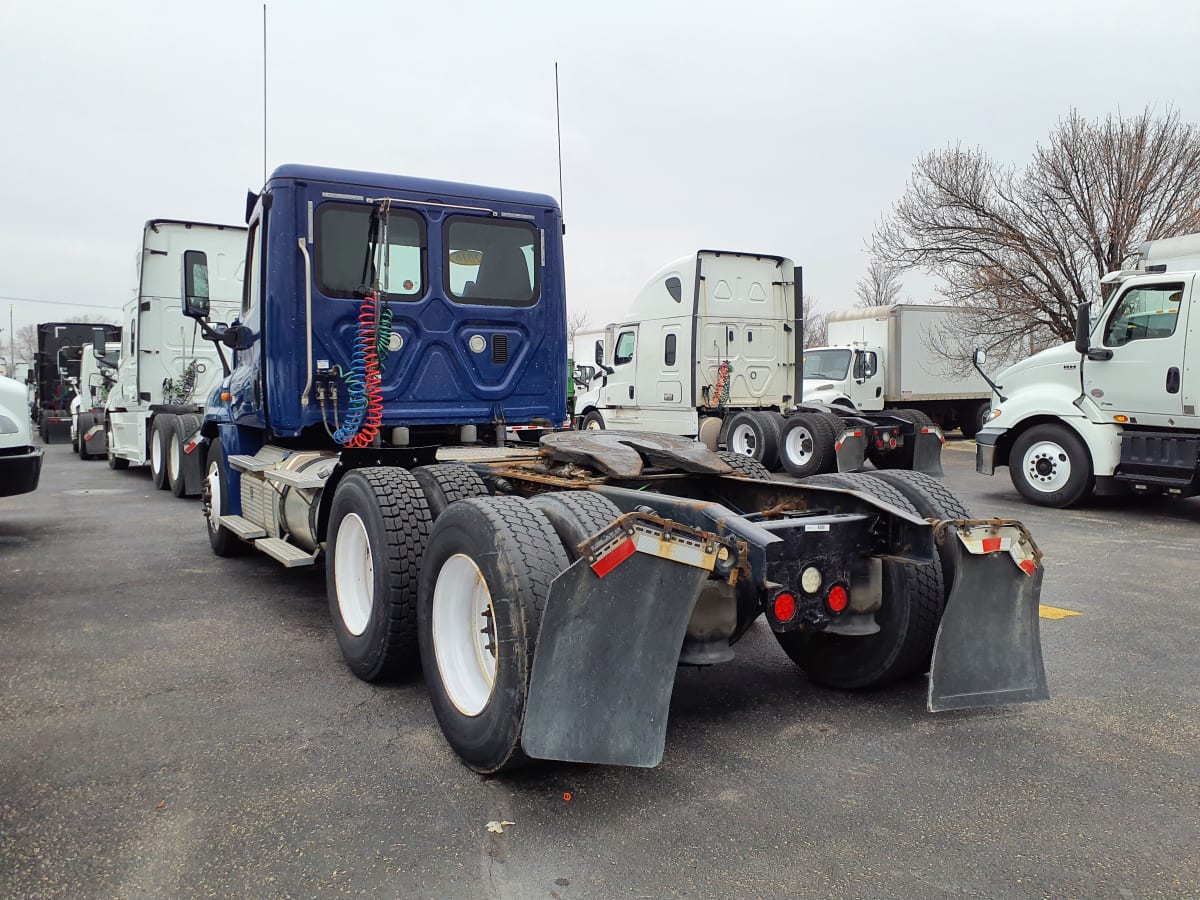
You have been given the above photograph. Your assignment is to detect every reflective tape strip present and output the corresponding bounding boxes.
[955,523,1038,576]
[591,538,636,578]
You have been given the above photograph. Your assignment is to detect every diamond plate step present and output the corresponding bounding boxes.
[227,454,272,473]
[255,537,317,567]
[264,469,326,490]
[219,515,266,539]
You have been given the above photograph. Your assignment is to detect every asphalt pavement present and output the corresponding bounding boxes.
[1,439,1197,898]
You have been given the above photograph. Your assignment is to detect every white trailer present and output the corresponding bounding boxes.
[104,220,246,495]
[572,251,944,476]
[977,232,1200,507]
[805,304,1001,437]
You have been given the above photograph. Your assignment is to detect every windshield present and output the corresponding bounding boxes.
[803,349,851,380]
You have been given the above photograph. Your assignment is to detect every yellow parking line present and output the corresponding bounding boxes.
[1039,605,1082,619]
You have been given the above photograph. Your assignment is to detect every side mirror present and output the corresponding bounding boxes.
[973,347,987,367]
[183,250,211,319]
[220,324,251,351]
[1074,303,1091,354]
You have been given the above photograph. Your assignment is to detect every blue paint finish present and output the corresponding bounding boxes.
[233,165,566,439]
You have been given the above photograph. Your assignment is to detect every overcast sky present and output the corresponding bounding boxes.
[2,0,1199,359]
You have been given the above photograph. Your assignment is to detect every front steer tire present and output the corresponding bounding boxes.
[418,497,570,774]
[204,438,248,557]
[326,468,432,682]
[1009,423,1094,508]
[780,472,945,689]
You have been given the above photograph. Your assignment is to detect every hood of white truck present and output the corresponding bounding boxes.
[801,377,844,400]
[986,341,1089,430]
[994,341,1078,391]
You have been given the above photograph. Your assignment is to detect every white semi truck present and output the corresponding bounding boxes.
[104,219,246,496]
[70,334,121,459]
[977,232,1200,507]
[0,374,41,498]
[805,304,1002,438]
[572,251,944,476]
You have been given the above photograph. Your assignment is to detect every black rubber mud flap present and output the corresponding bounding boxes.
[522,554,709,767]
[911,430,945,477]
[928,540,1048,712]
[834,429,868,473]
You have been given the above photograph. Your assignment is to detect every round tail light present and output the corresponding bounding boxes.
[827,585,849,613]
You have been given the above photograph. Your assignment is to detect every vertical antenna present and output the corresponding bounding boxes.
[554,62,564,215]
[263,3,268,185]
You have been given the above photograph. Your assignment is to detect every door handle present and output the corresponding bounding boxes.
[1166,367,1181,394]
[628,385,634,399]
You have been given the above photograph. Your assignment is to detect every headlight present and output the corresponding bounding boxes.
[989,408,1002,420]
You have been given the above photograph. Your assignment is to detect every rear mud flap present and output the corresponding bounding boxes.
[911,430,944,477]
[928,525,1048,711]
[835,431,868,473]
[522,554,709,767]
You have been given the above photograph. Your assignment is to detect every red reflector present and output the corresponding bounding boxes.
[591,538,636,578]
[982,537,1003,553]
[852,430,863,437]
[889,437,897,448]
[184,439,198,454]
[1019,559,1036,575]
[827,585,848,613]
[773,592,797,622]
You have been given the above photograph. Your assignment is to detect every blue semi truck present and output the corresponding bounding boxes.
[183,164,1049,772]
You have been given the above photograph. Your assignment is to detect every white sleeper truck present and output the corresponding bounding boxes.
[573,250,945,477]
[70,333,121,460]
[104,219,246,496]
[977,232,1200,507]
[806,304,1001,438]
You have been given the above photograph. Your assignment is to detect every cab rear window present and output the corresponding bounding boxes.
[315,203,426,300]
[445,216,539,306]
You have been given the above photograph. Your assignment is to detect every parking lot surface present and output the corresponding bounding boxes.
[2,439,1197,898]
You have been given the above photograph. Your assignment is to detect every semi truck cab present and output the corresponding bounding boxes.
[977,232,1200,506]
[204,165,567,451]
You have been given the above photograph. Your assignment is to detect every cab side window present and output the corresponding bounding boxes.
[614,331,635,366]
[242,221,260,316]
[1103,283,1182,347]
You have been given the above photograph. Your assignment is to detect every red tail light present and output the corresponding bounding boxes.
[773,592,797,622]
[827,585,848,613]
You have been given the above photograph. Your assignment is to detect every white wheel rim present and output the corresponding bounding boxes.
[432,553,497,717]
[151,430,163,474]
[334,513,374,637]
[1022,440,1071,492]
[785,425,815,464]
[730,423,757,457]
[168,433,181,482]
[206,460,222,534]
[585,418,602,431]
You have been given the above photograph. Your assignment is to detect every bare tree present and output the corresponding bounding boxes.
[801,294,827,348]
[566,309,590,346]
[854,257,904,308]
[14,324,37,366]
[873,107,1200,361]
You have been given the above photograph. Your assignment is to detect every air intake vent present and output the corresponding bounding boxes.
[492,334,508,364]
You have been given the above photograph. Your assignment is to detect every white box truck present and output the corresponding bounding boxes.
[804,304,1000,438]
[977,232,1200,507]
[104,219,246,495]
[572,251,944,476]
